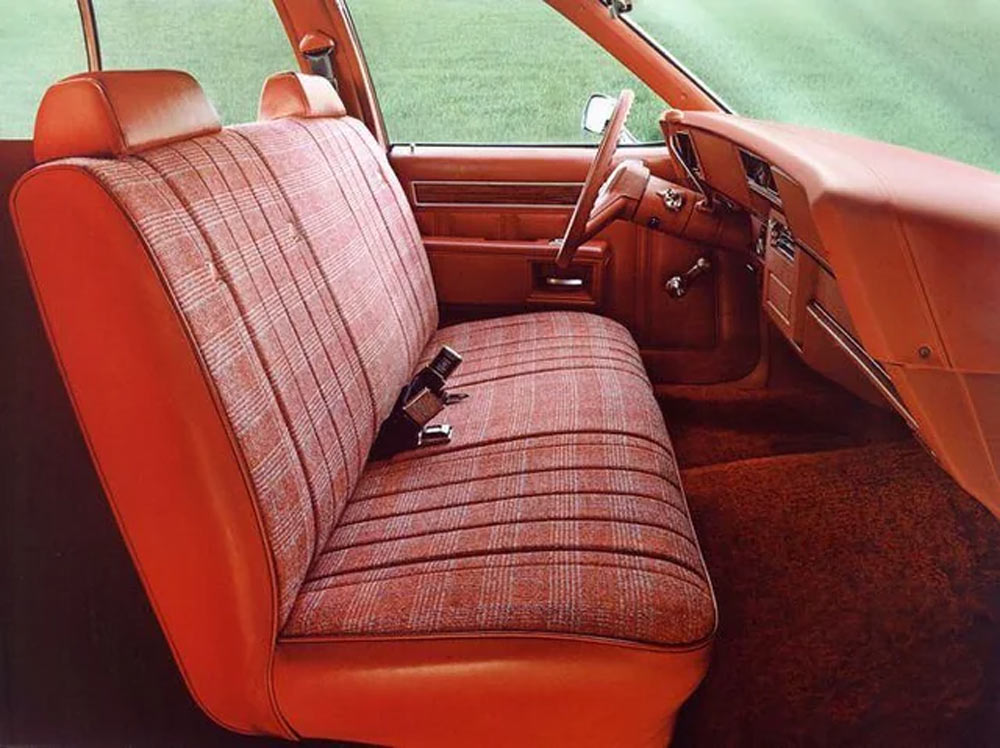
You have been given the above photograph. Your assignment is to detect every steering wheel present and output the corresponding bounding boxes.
[556,89,635,269]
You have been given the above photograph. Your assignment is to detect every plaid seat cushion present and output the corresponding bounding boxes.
[424,311,649,388]
[62,101,712,646]
[284,312,716,647]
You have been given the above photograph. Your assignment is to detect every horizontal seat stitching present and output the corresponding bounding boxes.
[300,553,711,594]
[377,428,673,466]
[452,340,640,367]
[352,463,682,503]
[367,442,674,480]
[366,438,671,480]
[453,362,651,390]
[435,314,623,342]
[454,345,640,369]
[297,564,712,608]
[457,359,645,383]
[338,489,690,528]
[438,331,634,358]
[456,352,648,378]
[324,516,699,555]
[309,543,709,583]
[438,316,590,339]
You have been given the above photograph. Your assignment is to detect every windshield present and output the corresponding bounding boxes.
[627,0,1000,173]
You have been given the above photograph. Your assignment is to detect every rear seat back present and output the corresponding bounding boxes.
[11,70,437,734]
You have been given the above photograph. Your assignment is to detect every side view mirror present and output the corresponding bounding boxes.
[581,93,640,145]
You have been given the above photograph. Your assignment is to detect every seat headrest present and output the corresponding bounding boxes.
[34,70,222,164]
[258,72,347,122]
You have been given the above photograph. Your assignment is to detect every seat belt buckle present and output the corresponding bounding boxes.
[426,346,462,384]
[370,347,464,459]
[401,387,445,428]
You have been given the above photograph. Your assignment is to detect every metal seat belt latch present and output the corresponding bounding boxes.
[371,346,466,457]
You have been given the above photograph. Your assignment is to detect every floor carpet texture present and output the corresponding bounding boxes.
[663,387,1000,747]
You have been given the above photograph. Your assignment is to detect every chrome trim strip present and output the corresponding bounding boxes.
[808,302,917,429]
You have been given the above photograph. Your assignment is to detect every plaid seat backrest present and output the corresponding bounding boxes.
[76,117,437,624]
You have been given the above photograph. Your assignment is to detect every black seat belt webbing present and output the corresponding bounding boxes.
[299,32,338,89]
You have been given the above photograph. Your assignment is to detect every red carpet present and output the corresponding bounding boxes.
[659,385,910,468]
[663,388,1000,747]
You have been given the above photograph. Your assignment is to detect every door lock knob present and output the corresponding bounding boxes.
[665,257,712,298]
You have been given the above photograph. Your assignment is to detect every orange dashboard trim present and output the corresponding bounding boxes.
[664,110,1000,513]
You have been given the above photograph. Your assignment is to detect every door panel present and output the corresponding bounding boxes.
[390,145,760,385]
[424,237,609,319]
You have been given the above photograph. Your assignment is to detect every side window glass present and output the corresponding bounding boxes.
[349,0,666,144]
[0,2,86,138]
[92,0,298,125]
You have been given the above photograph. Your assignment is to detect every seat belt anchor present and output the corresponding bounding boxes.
[417,424,453,447]
[299,32,339,89]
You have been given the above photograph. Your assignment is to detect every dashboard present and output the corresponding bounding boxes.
[660,109,1000,516]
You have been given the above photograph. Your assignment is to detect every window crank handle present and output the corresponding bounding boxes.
[665,257,712,299]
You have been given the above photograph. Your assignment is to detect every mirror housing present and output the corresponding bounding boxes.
[581,93,640,144]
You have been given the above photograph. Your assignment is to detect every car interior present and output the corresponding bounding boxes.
[2,1,999,747]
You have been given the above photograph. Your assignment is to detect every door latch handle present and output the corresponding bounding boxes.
[545,277,585,288]
[665,257,712,299]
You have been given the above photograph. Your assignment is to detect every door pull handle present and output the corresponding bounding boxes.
[545,277,585,288]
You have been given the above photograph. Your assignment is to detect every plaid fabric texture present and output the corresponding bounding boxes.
[287,312,716,647]
[76,118,436,624]
[72,108,714,644]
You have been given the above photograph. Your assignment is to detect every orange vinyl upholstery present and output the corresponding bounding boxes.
[33,70,222,163]
[11,70,715,746]
[258,71,348,120]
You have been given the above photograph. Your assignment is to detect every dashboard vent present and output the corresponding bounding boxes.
[672,132,702,177]
[740,149,780,202]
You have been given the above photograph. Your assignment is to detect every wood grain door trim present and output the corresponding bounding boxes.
[411,180,583,209]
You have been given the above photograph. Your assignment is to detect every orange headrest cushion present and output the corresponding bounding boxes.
[258,72,347,121]
[33,70,222,164]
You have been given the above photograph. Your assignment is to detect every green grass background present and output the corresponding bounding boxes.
[630,0,1000,173]
[0,0,297,138]
[2,0,996,173]
[1,2,87,139]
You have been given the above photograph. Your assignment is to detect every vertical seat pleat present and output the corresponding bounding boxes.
[150,137,353,552]
[88,154,317,624]
[316,120,431,373]
[80,115,441,625]
[302,122,419,361]
[342,118,438,347]
[281,121,413,414]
